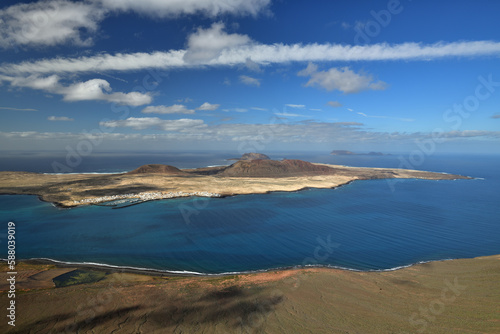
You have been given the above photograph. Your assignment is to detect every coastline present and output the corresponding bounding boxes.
[0,254,456,278]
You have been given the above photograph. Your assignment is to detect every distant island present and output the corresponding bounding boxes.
[226,152,271,161]
[331,150,391,156]
[0,155,470,208]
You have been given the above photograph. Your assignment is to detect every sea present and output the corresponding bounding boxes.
[1,151,499,275]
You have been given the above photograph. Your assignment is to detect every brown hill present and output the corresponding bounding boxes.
[127,164,186,175]
[218,159,337,177]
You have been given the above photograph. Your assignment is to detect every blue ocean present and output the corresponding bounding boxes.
[1,152,499,274]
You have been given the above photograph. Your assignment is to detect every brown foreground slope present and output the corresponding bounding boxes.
[1,255,499,333]
[0,159,471,207]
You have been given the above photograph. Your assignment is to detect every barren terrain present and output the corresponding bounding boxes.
[0,160,470,207]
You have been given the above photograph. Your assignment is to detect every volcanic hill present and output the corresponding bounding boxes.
[127,164,186,175]
[218,159,337,177]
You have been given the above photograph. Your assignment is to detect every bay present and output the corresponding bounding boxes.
[1,154,499,274]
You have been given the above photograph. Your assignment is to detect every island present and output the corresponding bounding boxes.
[226,152,271,161]
[0,157,470,208]
[331,150,390,156]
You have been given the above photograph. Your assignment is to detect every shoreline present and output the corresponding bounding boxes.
[0,254,466,278]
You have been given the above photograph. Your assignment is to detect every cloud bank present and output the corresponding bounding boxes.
[3,124,499,148]
[3,40,500,76]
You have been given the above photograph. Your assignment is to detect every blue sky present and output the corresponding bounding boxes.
[1,0,499,155]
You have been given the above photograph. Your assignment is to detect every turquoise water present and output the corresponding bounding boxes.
[1,154,499,274]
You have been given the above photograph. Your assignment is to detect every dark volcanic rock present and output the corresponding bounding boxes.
[127,164,185,175]
[219,159,336,177]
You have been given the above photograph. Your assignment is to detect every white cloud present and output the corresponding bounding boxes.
[341,22,351,30]
[100,0,271,18]
[183,22,252,64]
[197,102,220,111]
[0,0,270,49]
[309,108,322,111]
[0,50,186,75]
[2,75,152,106]
[9,74,60,91]
[216,40,500,64]
[297,63,317,77]
[439,130,500,138]
[222,108,248,113]
[62,79,152,105]
[4,40,500,75]
[100,117,206,131]
[239,75,260,87]
[176,97,193,103]
[48,116,73,121]
[142,104,195,114]
[0,0,105,48]
[0,106,38,111]
[274,112,307,117]
[96,119,367,143]
[327,101,343,108]
[245,57,262,72]
[298,64,387,94]
[251,107,268,111]
[285,104,305,108]
[347,108,414,122]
